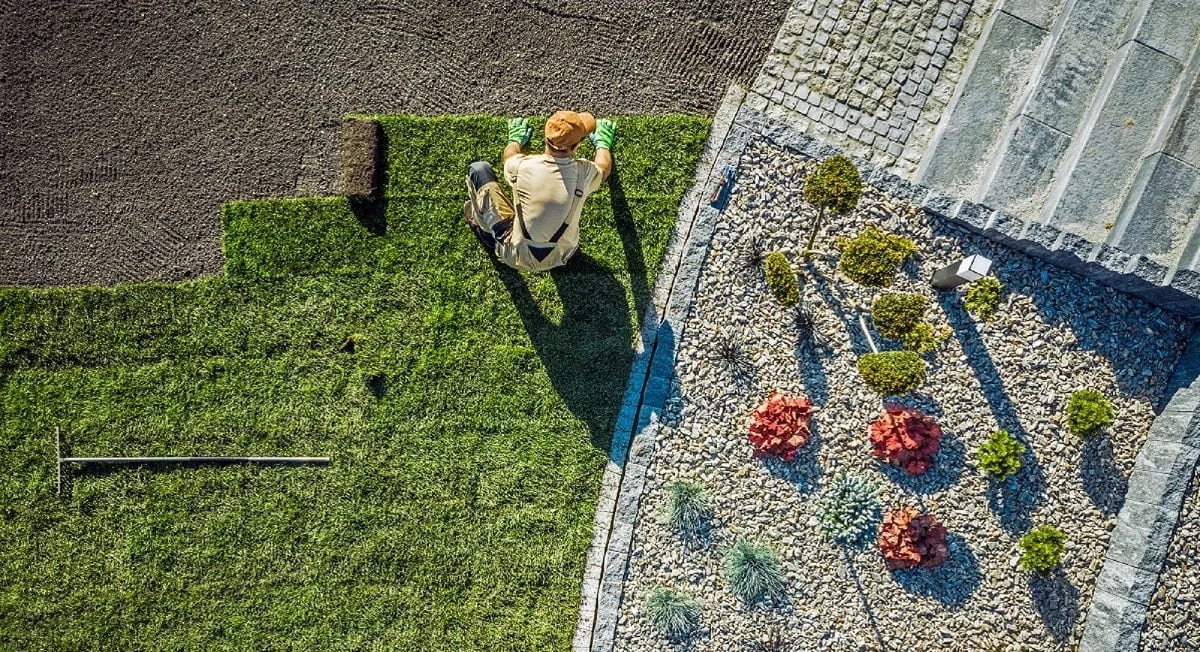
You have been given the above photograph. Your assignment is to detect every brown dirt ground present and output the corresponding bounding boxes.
[0,0,789,286]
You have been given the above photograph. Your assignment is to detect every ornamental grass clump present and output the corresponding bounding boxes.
[748,392,814,461]
[764,251,801,307]
[977,429,1024,480]
[869,404,943,475]
[803,155,863,255]
[857,350,925,395]
[644,587,703,636]
[665,480,710,538]
[816,471,882,547]
[1066,389,1114,438]
[964,276,1003,321]
[724,538,785,603]
[1019,525,1066,574]
[878,505,949,570]
[837,226,917,286]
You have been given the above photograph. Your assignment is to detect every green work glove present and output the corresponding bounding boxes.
[590,118,616,150]
[507,117,531,147]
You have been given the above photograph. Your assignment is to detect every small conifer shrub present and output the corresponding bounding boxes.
[977,429,1025,480]
[803,155,863,254]
[816,471,882,547]
[665,480,710,538]
[644,587,702,636]
[837,226,917,286]
[723,538,785,603]
[871,293,928,340]
[1066,389,1114,438]
[857,350,925,395]
[900,322,948,354]
[748,392,814,461]
[964,276,1003,321]
[764,251,801,307]
[869,404,944,475]
[1019,525,1066,574]
[878,506,949,570]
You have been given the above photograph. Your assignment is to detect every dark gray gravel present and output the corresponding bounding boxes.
[0,0,789,286]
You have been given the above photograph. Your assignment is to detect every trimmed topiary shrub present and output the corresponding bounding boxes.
[748,392,814,461]
[964,276,1003,321]
[837,226,917,286]
[871,293,927,340]
[764,251,800,307]
[977,429,1024,480]
[1066,389,1114,438]
[869,404,943,475]
[857,350,925,395]
[803,155,863,254]
[878,505,948,570]
[723,538,785,603]
[900,322,948,353]
[644,587,702,636]
[665,480,710,538]
[816,470,882,547]
[1019,525,1066,574]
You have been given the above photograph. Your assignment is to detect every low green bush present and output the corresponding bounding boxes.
[803,155,863,254]
[900,322,948,353]
[977,429,1025,479]
[666,480,710,538]
[857,350,925,395]
[1066,389,1114,438]
[644,587,702,636]
[964,276,1003,321]
[724,538,785,603]
[871,293,927,340]
[837,226,917,287]
[1019,525,1066,574]
[816,471,881,547]
[765,251,800,307]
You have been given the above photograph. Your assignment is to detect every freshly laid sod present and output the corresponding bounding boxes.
[0,115,709,650]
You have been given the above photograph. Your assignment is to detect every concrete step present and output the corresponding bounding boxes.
[978,0,1141,221]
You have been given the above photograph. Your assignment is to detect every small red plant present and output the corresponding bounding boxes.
[868,404,943,475]
[878,505,948,570]
[748,392,814,461]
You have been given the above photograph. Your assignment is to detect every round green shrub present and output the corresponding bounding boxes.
[857,350,925,395]
[644,587,702,636]
[964,276,1003,321]
[816,470,881,547]
[665,480,710,538]
[837,226,917,287]
[723,538,785,603]
[803,155,863,217]
[977,429,1025,479]
[1066,389,1114,438]
[871,293,927,340]
[764,251,800,307]
[900,322,947,354]
[1019,525,1066,574]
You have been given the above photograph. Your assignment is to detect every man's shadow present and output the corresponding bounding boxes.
[490,167,648,454]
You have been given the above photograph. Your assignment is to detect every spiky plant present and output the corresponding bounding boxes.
[644,587,702,636]
[816,471,882,547]
[724,538,785,603]
[742,234,767,273]
[666,480,710,538]
[710,330,754,380]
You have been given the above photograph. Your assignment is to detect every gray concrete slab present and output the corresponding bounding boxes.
[981,115,1072,219]
[1165,77,1200,169]
[1115,153,1200,264]
[1128,0,1200,61]
[1049,43,1183,243]
[918,11,1050,198]
[997,0,1067,31]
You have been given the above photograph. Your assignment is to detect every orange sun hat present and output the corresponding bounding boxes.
[544,110,596,150]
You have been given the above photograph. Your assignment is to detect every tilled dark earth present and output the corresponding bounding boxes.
[0,0,788,286]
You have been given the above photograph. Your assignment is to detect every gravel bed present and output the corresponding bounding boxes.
[613,140,1192,651]
[1140,467,1200,651]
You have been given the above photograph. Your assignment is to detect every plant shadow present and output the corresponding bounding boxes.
[1080,436,1128,517]
[795,306,830,406]
[1029,568,1081,642]
[890,533,981,607]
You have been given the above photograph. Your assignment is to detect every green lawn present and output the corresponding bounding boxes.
[0,115,709,650]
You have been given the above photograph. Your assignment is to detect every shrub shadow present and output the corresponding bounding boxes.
[890,533,981,607]
[1080,436,1128,517]
[795,306,830,406]
[1029,569,1081,642]
[760,420,824,494]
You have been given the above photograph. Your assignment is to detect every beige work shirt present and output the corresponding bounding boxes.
[500,154,604,268]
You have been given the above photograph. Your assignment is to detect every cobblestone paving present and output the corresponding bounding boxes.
[750,0,993,173]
